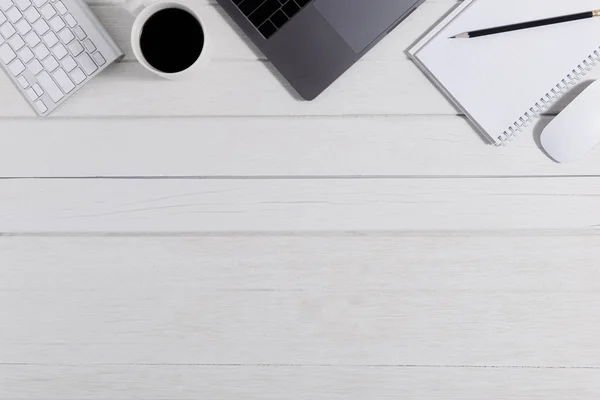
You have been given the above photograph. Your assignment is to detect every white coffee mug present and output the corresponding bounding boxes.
[126,0,211,79]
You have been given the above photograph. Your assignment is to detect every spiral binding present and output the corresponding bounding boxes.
[496,48,600,145]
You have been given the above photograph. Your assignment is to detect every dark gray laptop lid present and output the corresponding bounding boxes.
[314,0,420,54]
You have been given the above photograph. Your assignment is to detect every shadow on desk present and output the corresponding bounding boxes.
[532,80,594,155]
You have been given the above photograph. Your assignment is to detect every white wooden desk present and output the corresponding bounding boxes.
[3,0,600,398]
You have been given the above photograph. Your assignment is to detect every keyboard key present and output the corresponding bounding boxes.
[48,15,64,30]
[61,53,74,70]
[76,52,95,74]
[249,0,279,26]
[52,67,73,92]
[270,9,288,28]
[15,18,31,34]
[17,74,28,87]
[73,25,84,39]
[54,0,65,14]
[37,70,62,101]
[51,41,65,58]
[57,27,73,43]
[34,99,46,113]
[281,0,300,18]
[63,12,75,27]
[24,6,39,22]
[239,0,263,15]
[32,0,46,7]
[41,54,57,70]
[0,0,11,11]
[69,66,84,83]
[0,22,15,38]
[32,18,48,34]
[42,30,57,46]
[32,82,42,95]
[6,6,22,22]
[17,45,33,62]
[25,86,37,100]
[0,12,6,24]
[40,3,54,18]
[67,39,81,55]
[27,57,41,74]
[24,30,39,46]
[8,34,24,50]
[258,20,276,38]
[32,42,48,58]
[7,58,24,75]
[91,51,104,66]
[0,42,15,62]
[81,38,94,52]
[15,0,30,10]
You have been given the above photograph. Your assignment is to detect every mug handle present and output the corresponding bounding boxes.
[123,0,146,17]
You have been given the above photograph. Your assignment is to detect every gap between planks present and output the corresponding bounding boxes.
[2,363,600,369]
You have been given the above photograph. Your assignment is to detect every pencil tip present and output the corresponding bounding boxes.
[449,35,456,39]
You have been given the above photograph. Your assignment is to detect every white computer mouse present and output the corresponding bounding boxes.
[541,80,600,163]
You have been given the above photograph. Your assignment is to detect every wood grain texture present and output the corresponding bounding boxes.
[3,366,600,399]
[3,235,600,398]
[1,178,600,232]
[0,115,592,178]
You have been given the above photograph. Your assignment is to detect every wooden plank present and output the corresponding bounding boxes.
[0,177,600,231]
[0,116,590,178]
[6,234,600,293]
[2,365,600,399]
[3,234,600,367]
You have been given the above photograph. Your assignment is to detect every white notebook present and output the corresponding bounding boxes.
[408,0,600,145]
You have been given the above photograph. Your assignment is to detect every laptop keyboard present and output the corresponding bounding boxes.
[232,0,313,39]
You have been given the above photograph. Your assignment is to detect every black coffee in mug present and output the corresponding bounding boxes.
[140,8,204,73]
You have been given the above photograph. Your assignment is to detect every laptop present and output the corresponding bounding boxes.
[217,0,425,100]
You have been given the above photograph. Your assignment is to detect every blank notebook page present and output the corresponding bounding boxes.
[414,0,600,143]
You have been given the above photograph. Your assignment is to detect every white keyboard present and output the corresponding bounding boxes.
[0,0,122,115]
